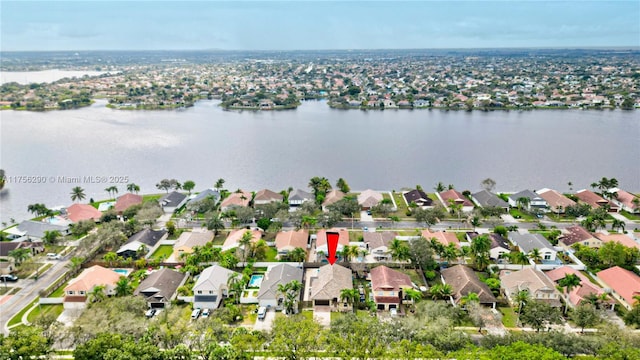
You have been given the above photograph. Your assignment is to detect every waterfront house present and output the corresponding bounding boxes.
[5,220,70,241]
[187,189,220,206]
[536,188,576,214]
[559,226,602,250]
[220,190,251,211]
[471,190,509,212]
[596,266,640,310]
[363,231,397,262]
[222,228,263,252]
[288,189,314,208]
[116,228,167,259]
[403,189,433,208]
[158,191,188,213]
[64,265,121,309]
[315,228,350,262]
[134,268,187,309]
[308,264,353,311]
[357,189,383,210]
[254,189,284,205]
[508,232,557,262]
[66,203,102,223]
[508,190,548,211]
[609,188,640,213]
[275,229,308,259]
[173,228,214,260]
[575,189,618,212]
[114,193,143,213]
[192,265,237,310]
[466,232,510,260]
[441,265,497,308]
[256,264,304,309]
[546,266,613,309]
[437,189,474,212]
[370,265,413,311]
[500,268,562,307]
[322,190,346,211]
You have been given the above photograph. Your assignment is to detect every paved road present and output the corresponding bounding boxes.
[0,258,70,335]
[334,219,577,230]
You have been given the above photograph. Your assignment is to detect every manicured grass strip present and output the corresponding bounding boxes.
[150,245,174,260]
[499,306,518,328]
[49,280,70,298]
[8,298,38,327]
[264,247,278,262]
[27,304,63,323]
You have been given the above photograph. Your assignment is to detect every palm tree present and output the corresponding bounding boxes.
[227,272,244,304]
[115,276,133,297]
[104,251,118,267]
[389,239,407,262]
[611,219,625,232]
[514,290,530,326]
[239,230,254,263]
[510,251,530,269]
[43,230,61,246]
[460,292,480,307]
[404,288,422,309]
[434,182,446,192]
[70,186,86,202]
[67,256,84,273]
[443,243,459,264]
[470,216,481,231]
[215,178,225,192]
[105,186,118,200]
[516,197,530,210]
[126,183,141,194]
[287,247,307,262]
[88,285,107,304]
[559,273,581,314]
[529,248,543,268]
[340,288,360,313]
[430,283,453,302]
[8,248,31,265]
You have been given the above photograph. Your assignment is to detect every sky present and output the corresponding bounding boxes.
[1,0,639,51]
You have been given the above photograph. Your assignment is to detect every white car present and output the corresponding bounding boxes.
[257,306,267,320]
[191,308,201,320]
[47,253,62,260]
[201,308,210,318]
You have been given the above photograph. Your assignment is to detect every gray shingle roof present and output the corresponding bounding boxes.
[472,190,508,208]
[441,265,497,304]
[257,264,303,301]
[160,191,187,207]
[16,220,69,239]
[134,268,186,303]
[508,232,554,253]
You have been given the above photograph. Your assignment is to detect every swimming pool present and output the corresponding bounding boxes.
[248,275,264,288]
[113,268,131,277]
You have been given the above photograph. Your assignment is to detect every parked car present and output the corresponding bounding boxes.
[47,253,62,260]
[145,309,156,318]
[390,308,398,317]
[0,274,18,282]
[366,210,372,216]
[201,308,210,318]
[257,306,267,320]
[191,308,201,320]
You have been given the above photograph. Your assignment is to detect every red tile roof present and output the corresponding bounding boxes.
[114,193,143,212]
[67,203,102,223]
[575,189,615,210]
[275,229,308,251]
[422,230,460,248]
[597,266,640,307]
[370,265,412,292]
[439,189,473,207]
[595,233,640,250]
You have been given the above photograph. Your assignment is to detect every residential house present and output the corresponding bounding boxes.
[64,265,122,309]
[596,266,640,310]
[173,229,214,260]
[508,232,557,262]
[158,191,188,213]
[114,193,143,213]
[610,188,640,213]
[403,189,433,207]
[116,229,168,259]
[275,229,309,258]
[441,265,497,308]
[222,228,263,252]
[322,190,346,211]
[536,188,576,214]
[546,266,613,309]
[134,268,187,309]
[288,189,314,208]
[438,189,474,212]
[594,232,640,250]
[471,190,509,212]
[500,268,562,307]
[220,190,251,211]
[192,265,237,310]
[363,231,397,261]
[357,189,383,210]
[308,264,353,311]
[0,240,44,261]
[5,220,70,241]
[370,265,413,310]
[187,189,220,206]
[254,189,284,205]
[559,226,602,250]
[315,228,350,262]
[575,189,618,212]
[256,264,304,308]
[508,190,548,211]
[66,203,102,223]
[421,230,460,249]
[0,261,15,275]
[466,232,510,260]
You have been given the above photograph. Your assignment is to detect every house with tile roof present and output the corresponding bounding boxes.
[315,228,350,262]
[500,268,562,307]
[257,264,303,308]
[438,189,474,212]
[193,265,237,310]
[471,190,509,212]
[546,266,613,309]
[220,190,251,211]
[66,203,102,223]
[575,189,618,212]
[254,189,284,205]
[357,189,383,210]
[441,265,497,308]
[559,226,602,251]
[321,190,346,211]
[117,229,167,259]
[594,232,640,250]
[370,265,413,310]
[536,188,576,214]
[422,229,460,249]
[403,189,433,208]
[134,268,187,309]
[609,188,640,213]
[64,265,122,309]
[507,190,548,211]
[114,193,143,213]
[275,229,308,258]
[363,231,397,261]
[222,229,263,252]
[308,264,353,311]
[508,232,557,262]
[596,266,640,310]
[173,228,214,260]
[466,232,510,260]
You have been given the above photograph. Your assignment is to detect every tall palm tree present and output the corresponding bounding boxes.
[105,186,118,199]
[340,288,360,313]
[514,290,530,326]
[529,248,543,268]
[434,182,445,192]
[611,219,625,232]
[115,276,133,297]
[88,285,107,304]
[516,197,530,210]
[510,251,530,269]
[227,272,243,304]
[8,248,31,265]
[70,186,86,202]
[460,292,480,307]
[430,283,453,302]
[215,178,225,192]
[42,230,61,246]
[239,230,254,263]
[126,183,140,194]
[287,247,307,262]
[559,273,581,314]
[404,288,422,309]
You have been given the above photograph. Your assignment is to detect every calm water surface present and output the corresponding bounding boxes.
[0,100,638,224]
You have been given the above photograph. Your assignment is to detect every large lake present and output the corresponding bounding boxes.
[1,99,638,224]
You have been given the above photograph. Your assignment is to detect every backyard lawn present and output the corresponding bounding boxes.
[264,247,278,262]
[150,245,174,260]
[509,208,536,221]
[397,268,427,287]
[498,306,518,328]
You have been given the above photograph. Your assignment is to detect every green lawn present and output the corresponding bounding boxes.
[264,247,278,262]
[620,210,640,221]
[509,208,536,221]
[142,194,163,202]
[8,298,38,327]
[212,233,227,246]
[150,245,174,260]
[397,268,426,287]
[27,304,63,323]
[498,306,518,328]
[14,262,45,279]
[330,310,369,322]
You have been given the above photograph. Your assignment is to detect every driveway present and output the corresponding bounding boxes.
[360,211,373,222]
[313,308,331,327]
[253,308,276,331]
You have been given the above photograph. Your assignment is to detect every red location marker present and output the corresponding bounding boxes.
[326,231,339,265]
